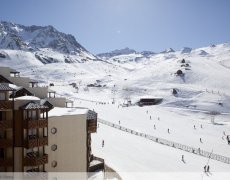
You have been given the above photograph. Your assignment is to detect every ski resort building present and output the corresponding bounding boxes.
[135,96,163,106]
[0,66,103,173]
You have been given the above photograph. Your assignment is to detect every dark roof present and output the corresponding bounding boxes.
[29,81,38,83]
[87,110,97,120]
[0,75,12,83]
[0,83,15,91]
[10,87,33,98]
[21,101,49,110]
[10,71,20,74]
[40,99,54,109]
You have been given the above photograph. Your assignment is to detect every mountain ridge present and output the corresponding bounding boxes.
[0,21,96,63]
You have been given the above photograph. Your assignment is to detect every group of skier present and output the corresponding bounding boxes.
[204,165,210,173]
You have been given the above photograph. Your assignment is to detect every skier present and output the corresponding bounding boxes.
[168,128,170,134]
[194,125,196,129]
[200,124,203,129]
[119,120,120,125]
[207,165,210,172]
[150,115,152,120]
[204,165,207,172]
[227,135,230,145]
[154,124,156,130]
[146,110,148,114]
[102,140,104,147]
[182,155,184,162]
[200,138,202,143]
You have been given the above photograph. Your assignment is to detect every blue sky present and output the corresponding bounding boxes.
[1,0,230,54]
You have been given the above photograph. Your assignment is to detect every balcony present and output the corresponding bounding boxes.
[24,119,48,129]
[24,137,48,149]
[0,120,12,130]
[0,101,13,110]
[0,158,13,167]
[88,119,97,133]
[24,153,48,166]
[89,155,104,172]
[26,168,39,172]
[0,139,13,148]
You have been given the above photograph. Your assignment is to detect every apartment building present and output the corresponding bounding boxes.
[0,66,103,173]
[0,66,68,107]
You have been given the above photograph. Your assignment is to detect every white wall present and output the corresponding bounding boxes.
[45,114,87,172]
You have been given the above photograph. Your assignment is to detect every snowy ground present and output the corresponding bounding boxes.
[71,98,230,179]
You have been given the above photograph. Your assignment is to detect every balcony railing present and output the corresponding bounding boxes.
[24,153,48,166]
[24,119,48,129]
[0,158,13,167]
[39,137,48,146]
[89,155,105,172]
[0,139,13,148]
[0,120,12,130]
[0,100,13,110]
[88,119,97,133]
[24,137,48,149]
[26,168,39,172]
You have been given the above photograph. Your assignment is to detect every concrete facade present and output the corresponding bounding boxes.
[46,114,87,172]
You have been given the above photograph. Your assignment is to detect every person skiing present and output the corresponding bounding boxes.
[182,155,184,162]
[227,135,230,145]
[200,138,202,143]
[150,115,152,120]
[119,120,120,125]
[154,124,156,130]
[204,165,207,172]
[168,128,170,134]
[193,125,196,129]
[102,140,104,147]
[207,165,210,172]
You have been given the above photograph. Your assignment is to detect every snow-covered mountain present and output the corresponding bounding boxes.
[97,47,156,59]
[1,21,230,113]
[0,21,96,63]
[97,47,137,58]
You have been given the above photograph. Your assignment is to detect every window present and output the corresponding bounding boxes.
[51,161,57,168]
[51,144,57,151]
[51,127,57,134]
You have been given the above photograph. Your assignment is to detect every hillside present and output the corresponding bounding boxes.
[1,41,230,113]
